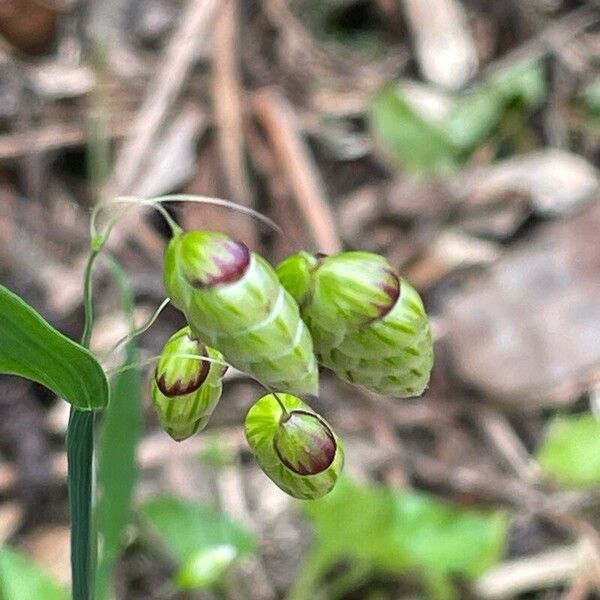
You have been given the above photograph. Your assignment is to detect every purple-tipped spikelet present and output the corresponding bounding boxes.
[151,326,226,441]
[277,251,434,397]
[245,393,343,499]
[164,231,318,395]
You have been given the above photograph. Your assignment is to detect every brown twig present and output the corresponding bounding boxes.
[252,87,341,254]
[0,121,130,162]
[111,0,221,195]
[99,0,223,266]
[245,122,306,258]
[473,406,542,483]
[212,0,256,247]
[483,5,599,78]
[474,544,590,599]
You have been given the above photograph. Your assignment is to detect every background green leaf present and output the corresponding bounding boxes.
[369,60,546,176]
[537,413,600,488]
[370,87,460,177]
[294,478,507,599]
[0,547,68,600]
[95,260,143,600]
[141,495,255,590]
[0,284,108,410]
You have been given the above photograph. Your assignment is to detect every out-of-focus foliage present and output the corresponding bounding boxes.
[197,433,237,468]
[537,413,600,488]
[370,60,546,176]
[140,496,255,590]
[95,263,143,600]
[581,77,600,129]
[0,547,68,600]
[295,478,507,598]
[0,285,108,410]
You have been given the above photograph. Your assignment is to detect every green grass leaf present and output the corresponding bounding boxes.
[302,478,507,593]
[95,261,143,600]
[0,547,69,600]
[141,496,255,589]
[537,413,600,488]
[0,284,108,410]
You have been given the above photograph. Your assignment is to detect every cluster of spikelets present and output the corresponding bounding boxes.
[151,230,434,500]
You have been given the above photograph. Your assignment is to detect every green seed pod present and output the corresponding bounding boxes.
[277,251,434,398]
[151,326,226,441]
[164,231,318,395]
[245,393,344,499]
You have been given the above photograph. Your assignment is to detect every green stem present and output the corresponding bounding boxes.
[68,248,101,600]
[67,409,96,600]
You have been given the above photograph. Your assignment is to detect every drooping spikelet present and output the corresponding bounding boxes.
[151,326,226,441]
[245,393,343,499]
[277,251,433,397]
[164,231,318,395]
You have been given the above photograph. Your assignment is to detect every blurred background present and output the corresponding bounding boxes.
[0,0,599,598]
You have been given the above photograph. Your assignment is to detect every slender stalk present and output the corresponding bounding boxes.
[81,250,99,348]
[272,391,290,418]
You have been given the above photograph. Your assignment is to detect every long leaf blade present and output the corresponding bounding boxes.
[95,260,142,600]
[0,284,108,410]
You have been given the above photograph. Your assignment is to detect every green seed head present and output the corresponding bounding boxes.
[275,251,319,305]
[151,326,226,441]
[245,393,343,499]
[276,251,434,398]
[163,231,319,396]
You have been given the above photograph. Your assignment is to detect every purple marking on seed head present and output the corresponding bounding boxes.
[155,342,210,397]
[274,410,336,476]
[376,270,400,318]
[189,240,250,288]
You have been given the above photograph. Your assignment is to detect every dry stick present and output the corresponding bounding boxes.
[252,88,341,254]
[378,427,600,568]
[111,0,221,194]
[473,406,542,483]
[129,106,209,200]
[0,121,130,162]
[212,0,256,247]
[474,544,588,599]
[483,4,598,79]
[103,0,222,260]
[0,195,84,315]
[366,402,600,596]
[244,122,305,257]
[564,576,594,600]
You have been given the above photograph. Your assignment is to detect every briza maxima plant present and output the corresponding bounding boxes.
[0,195,434,600]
